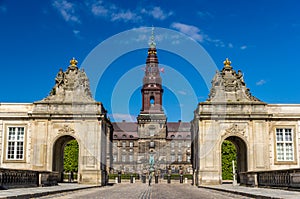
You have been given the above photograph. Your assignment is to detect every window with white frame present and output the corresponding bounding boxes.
[276,128,294,161]
[187,155,191,163]
[171,155,175,162]
[7,127,25,160]
[129,154,133,162]
[129,141,133,148]
[171,141,175,148]
[122,154,126,162]
[113,155,117,162]
[149,128,155,136]
[178,154,182,162]
[178,142,182,148]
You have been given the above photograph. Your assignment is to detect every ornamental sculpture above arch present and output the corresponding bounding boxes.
[58,125,75,134]
[222,124,246,138]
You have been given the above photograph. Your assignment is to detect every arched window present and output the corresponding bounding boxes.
[150,96,155,106]
[113,134,117,139]
[170,135,175,139]
[122,134,127,139]
[178,135,182,139]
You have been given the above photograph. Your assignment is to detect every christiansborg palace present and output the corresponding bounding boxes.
[1,35,300,187]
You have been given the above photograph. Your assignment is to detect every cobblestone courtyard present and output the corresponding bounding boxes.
[38,184,252,199]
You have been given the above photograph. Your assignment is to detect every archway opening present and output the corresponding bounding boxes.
[52,135,79,183]
[221,136,247,183]
[150,96,155,106]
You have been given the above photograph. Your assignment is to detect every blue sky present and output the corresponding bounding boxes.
[1,0,300,122]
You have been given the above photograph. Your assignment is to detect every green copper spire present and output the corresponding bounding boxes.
[149,26,156,48]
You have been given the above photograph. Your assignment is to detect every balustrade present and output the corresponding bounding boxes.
[0,168,58,189]
[240,168,300,189]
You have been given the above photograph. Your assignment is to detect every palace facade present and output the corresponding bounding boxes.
[111,37,192,175]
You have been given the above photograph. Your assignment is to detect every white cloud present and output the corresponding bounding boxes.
[111,10,141,22]
[141,6,173,20]
[240,45,247,50]
[91,1,108,17]
[256,80,266,86]
[228,43,234,48]
[88,1,141,23]
[171,22,204,42]
[52,0,80,23]
[109,113,136,122]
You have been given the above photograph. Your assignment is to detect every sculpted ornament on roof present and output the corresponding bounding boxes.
[207,58,261,102]
[42,58,94,102]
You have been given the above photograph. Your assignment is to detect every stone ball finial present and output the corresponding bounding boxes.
[223,58,231,67]
[70,57,78,66]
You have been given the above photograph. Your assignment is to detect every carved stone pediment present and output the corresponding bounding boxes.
[207,58,262,103]
[58,125,75,134]
[40,58,95,103]
[222,124,245,138]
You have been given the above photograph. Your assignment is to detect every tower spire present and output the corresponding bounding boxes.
[139,26,164,114]
[149,26,156,48]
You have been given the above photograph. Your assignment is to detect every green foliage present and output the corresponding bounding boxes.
[222,140,237,180]
[64,140,79,172]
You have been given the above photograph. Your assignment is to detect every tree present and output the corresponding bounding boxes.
[64,140,79,172]
[222,140,237,180]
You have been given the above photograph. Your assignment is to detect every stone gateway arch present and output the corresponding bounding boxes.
[0,58,112,185]
[192,59,300,185]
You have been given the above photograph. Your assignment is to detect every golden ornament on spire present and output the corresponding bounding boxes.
[223,58,231,67]
[70,57,78,66]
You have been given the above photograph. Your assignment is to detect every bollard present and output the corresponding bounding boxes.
[167,174,171,184]
[142,175,146,183]
[155,175,158,184]
[115,177,118,184]
[130,175,133,183]
[184,177,188,184]
[133,177,135,183]
[118,173,121,183]
[180,174,183,184]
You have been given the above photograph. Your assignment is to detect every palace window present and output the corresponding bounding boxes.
[171,155,175,162]
[178,154,182,162]
[149,126,155,136]
[122,142,126,148]
[187,155,191,163]
[275,128,294,161]
[186,142,191,148]
[171,141,175,148]
[122,154,126,162]
[7,127,25,160]
[178,142,182,148]
[113,155,117,162]
[129,141,134,148]
[113,142,117,148]
[129,155,133,162]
